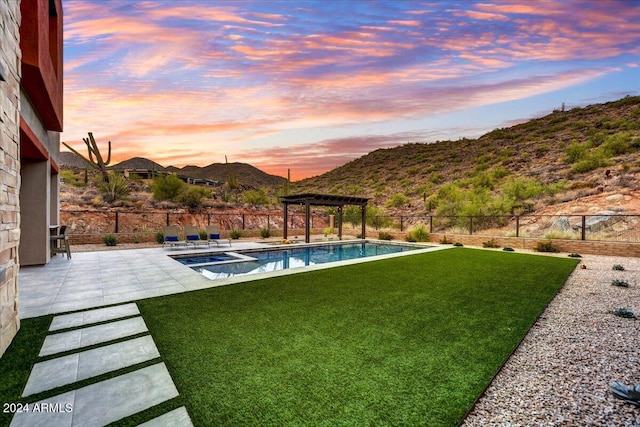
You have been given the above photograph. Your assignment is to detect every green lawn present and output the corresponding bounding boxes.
[136,248,578,426]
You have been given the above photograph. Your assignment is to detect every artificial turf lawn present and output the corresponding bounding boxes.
[137,248,578,426]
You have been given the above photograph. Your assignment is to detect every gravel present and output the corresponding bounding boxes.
[462,253,640,426]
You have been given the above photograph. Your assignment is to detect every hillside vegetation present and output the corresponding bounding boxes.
[294,96,640,216]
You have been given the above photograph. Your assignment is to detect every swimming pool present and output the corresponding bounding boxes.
[173,241,431,280]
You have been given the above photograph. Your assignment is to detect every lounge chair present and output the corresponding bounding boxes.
[184,225,209,248]
[50,225,72,259]
[205,225,231,247]
[162,226,188,248]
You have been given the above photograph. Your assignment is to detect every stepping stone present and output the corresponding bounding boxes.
[23,336,160,396]
[138,406,193,426]
[39,317,148,357]
[12,363,178,427]
[49,303,140,331]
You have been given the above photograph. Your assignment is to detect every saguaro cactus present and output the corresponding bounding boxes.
[62,132,112,183]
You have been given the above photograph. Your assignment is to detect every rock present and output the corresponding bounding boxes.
[552,217,571,231]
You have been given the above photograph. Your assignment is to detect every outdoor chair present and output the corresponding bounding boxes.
[162,226,188,248]
[205,225,231,247]
[184,225,209,248]
[50,225,72,259]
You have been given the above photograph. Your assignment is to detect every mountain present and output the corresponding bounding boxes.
[59,152,286,189]
[172,162,286,187]
[293,96,640,213]
[111,157,166,171]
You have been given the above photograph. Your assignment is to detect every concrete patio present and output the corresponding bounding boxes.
[18,242,269,319]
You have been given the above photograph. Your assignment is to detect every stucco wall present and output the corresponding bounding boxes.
[0,0,22,358]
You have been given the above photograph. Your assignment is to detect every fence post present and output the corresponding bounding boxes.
[166,213,170,226]
[400,216,404,231]
[242,214,245,230]
[515,215,520,237]
[581,216,586,240]
[267,215,270,230]
[429,216,433,233]
[207,213,211,225]
[115,211,119,234]
[469,216,473,235]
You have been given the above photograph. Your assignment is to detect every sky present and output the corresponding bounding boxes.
[61,0,640,181]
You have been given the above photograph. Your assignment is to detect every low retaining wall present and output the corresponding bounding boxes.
[362,230,640,258]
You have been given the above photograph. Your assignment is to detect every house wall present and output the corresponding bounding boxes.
[0,0,22,358]
[18,0,62,267]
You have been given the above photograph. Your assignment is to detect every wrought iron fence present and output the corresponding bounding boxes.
[60,210,640,243]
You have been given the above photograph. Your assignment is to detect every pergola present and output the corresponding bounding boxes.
[279,193,369,243]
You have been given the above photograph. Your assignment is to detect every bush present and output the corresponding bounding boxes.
[564,142,587,163]
[103,234,118,246]
[230,229,242,239]
[534,240,560,253]
[482,238,500,248]
[323,227,334,236]
[96,172,130,203]
[378,231,393,240]
[611,279,629,288]
[612,264,625,271]
[199,230,208,240]
[155,231,164,244]
[503,247,515,252]
[570,153,608,173]
[260,228,271,238]
[152,174,185,201]
[613,307,636,319]
[440,235,452,244]
[405,224,429,242]
[453,242,463,247]
[386,193,411,208]
[568,253,582,258]
[179,186,211,210]
[244,189,270,207]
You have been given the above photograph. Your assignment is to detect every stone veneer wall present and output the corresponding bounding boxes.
[0,1,21,358]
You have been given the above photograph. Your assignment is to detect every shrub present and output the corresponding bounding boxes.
[612,264,625,271]
[440,235,452,244]
[482,238,500,248]
[613,307,636,319]
[535,240,560,253]
[568,253,582,258]
[323,227,334,236]
[230,229,242,239]
[244,189,270,207]
[179,186,211,210]
[453,242,463,247]
[199,230,208,240]
[503,247,515,252]
[563,142,588,164]
[155,231,164,244]
[103,234,117,246]
[97,172,130,203]
[405,224,429,242]
[260,228,271,238]
[378,231,393,240]
[386,192,411,208]
[570,153,608,173]
[152,174,185,201]
[611,279,629,288]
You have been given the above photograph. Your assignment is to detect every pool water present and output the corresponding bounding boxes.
[181,241,426,280]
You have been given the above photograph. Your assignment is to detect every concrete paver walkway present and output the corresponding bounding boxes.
[12,304,192,426]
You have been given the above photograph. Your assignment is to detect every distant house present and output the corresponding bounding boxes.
[0,0,63,358]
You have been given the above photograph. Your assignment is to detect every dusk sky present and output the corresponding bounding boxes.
[61,0,640,180]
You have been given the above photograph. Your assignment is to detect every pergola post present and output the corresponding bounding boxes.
[361,205,366,239]
[305,201,311,243]
[283,202,289,240]
[337,205,343,240]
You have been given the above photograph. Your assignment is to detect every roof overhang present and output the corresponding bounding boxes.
[279,193,368,207]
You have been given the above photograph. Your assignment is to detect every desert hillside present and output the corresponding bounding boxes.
[61,96,640,220]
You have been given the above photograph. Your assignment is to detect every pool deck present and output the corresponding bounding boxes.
[19,240,446,319]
